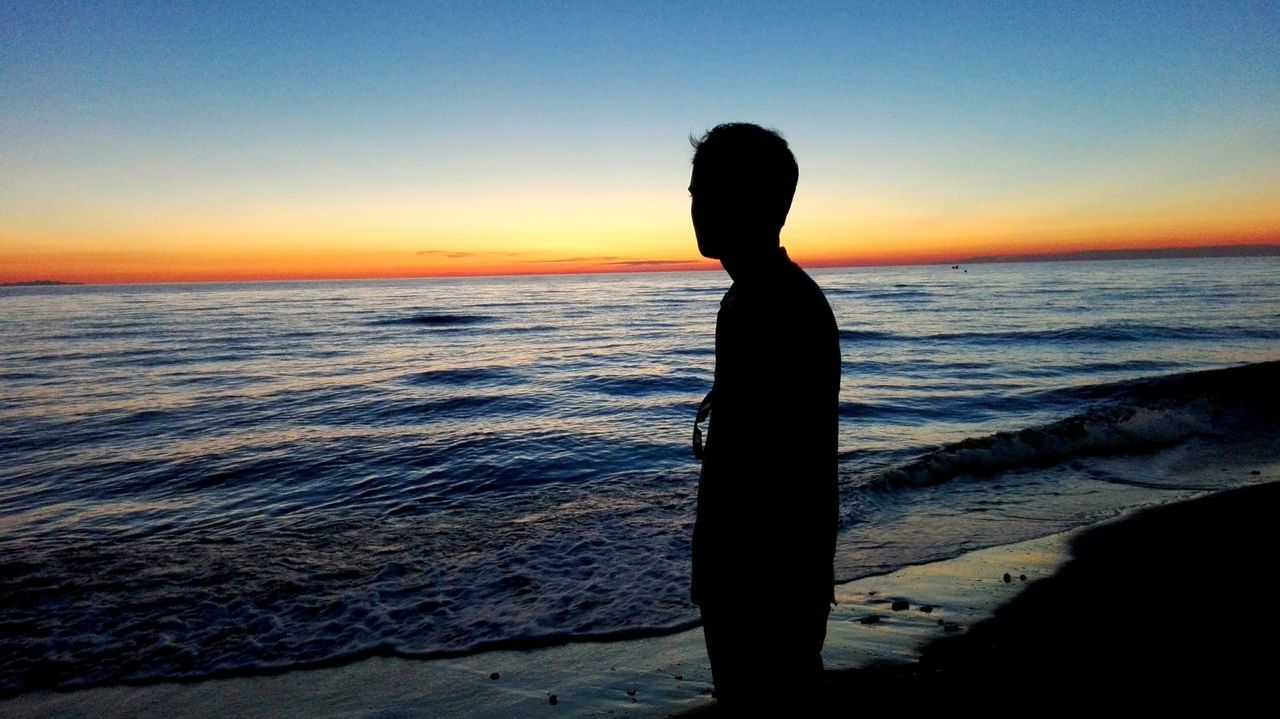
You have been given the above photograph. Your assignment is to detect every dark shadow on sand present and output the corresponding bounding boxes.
[683,480,1280,715]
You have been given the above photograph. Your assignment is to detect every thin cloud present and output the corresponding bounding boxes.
[605,259,699,266]
[416,250,528,258]
[535,257,700,266]
[416,252,702,267]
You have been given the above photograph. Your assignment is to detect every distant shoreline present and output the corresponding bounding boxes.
[1,280,83,287]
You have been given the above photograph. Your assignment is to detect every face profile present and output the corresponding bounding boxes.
[688,166,734,260]
[688,123,799,263]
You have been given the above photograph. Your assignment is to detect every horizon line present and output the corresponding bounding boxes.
[4,242,1279,287]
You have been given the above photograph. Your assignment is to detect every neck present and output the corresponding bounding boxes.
[721,244,786,282]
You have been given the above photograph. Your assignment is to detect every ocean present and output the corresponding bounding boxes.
[2,256,1278,694]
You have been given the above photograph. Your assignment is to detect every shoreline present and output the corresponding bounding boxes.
[816,479,1280,712]
[4,479,1276,717]
[1,528,1080,718]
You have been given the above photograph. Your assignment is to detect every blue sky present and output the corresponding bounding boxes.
[3,1,1278,281]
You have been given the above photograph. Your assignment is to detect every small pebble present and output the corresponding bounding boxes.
[489,672,499,680]
[1250,470,1261,476]
[1003,573,1012,583]
[919,605,934,613]
[549,694,558,706]
[891,600,910,611]
[859,615,882,625]
[674,675,684,681]
[1019,574,1027,582]
[627,689,637,697]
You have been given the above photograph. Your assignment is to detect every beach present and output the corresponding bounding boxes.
[5,473,1277,717]
[817,481,1280,713]
[0,521,1077,718]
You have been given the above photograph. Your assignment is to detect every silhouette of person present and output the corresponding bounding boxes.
[688,123,841,711]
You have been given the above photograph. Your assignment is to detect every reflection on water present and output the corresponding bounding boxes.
[1,257,1278,691]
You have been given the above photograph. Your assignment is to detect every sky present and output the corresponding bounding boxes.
[2,1,1278,283]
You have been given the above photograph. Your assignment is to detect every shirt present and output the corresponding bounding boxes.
[691,246,841,607]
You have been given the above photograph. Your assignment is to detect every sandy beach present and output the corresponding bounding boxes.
[0,525,1075,718]
[817,479,1280,713]
[5,473,1276,717]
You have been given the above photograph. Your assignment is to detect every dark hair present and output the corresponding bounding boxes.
[690,123,798,230]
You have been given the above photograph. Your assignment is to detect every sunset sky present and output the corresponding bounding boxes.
[3,1,1278,283]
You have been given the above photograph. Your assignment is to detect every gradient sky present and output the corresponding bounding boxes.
[3,1,1278,283]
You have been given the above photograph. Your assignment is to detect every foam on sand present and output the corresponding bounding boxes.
[0,531,1078,718]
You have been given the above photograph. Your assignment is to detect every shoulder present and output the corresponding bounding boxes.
[782,262,835,323]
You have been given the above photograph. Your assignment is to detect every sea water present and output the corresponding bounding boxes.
[2,256,1278,692]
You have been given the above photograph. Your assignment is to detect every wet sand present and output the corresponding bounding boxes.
[0,531,1075,718]
[817,479,1280,713]
[4,480,1275,717]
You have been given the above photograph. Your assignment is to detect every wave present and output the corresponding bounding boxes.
[876,360,1280,488]
[402,367,521,386]
[493,324,559,334]
[565,373,709,397]
[373,313,492,327]
[0,471,703,697]
[839,324,1280,345]
[828,288,934,301]
[839,329,905,342]
[927,324,1280,344]
[339,394,548,425]
[0,617,704,697]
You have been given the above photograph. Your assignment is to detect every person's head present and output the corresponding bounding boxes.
[689,123,798,260]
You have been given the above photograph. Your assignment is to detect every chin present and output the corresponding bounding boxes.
[696,237,724,260]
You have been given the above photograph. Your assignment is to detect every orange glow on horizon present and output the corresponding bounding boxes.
[7,169,1280,284]
[4,228,1278,285]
